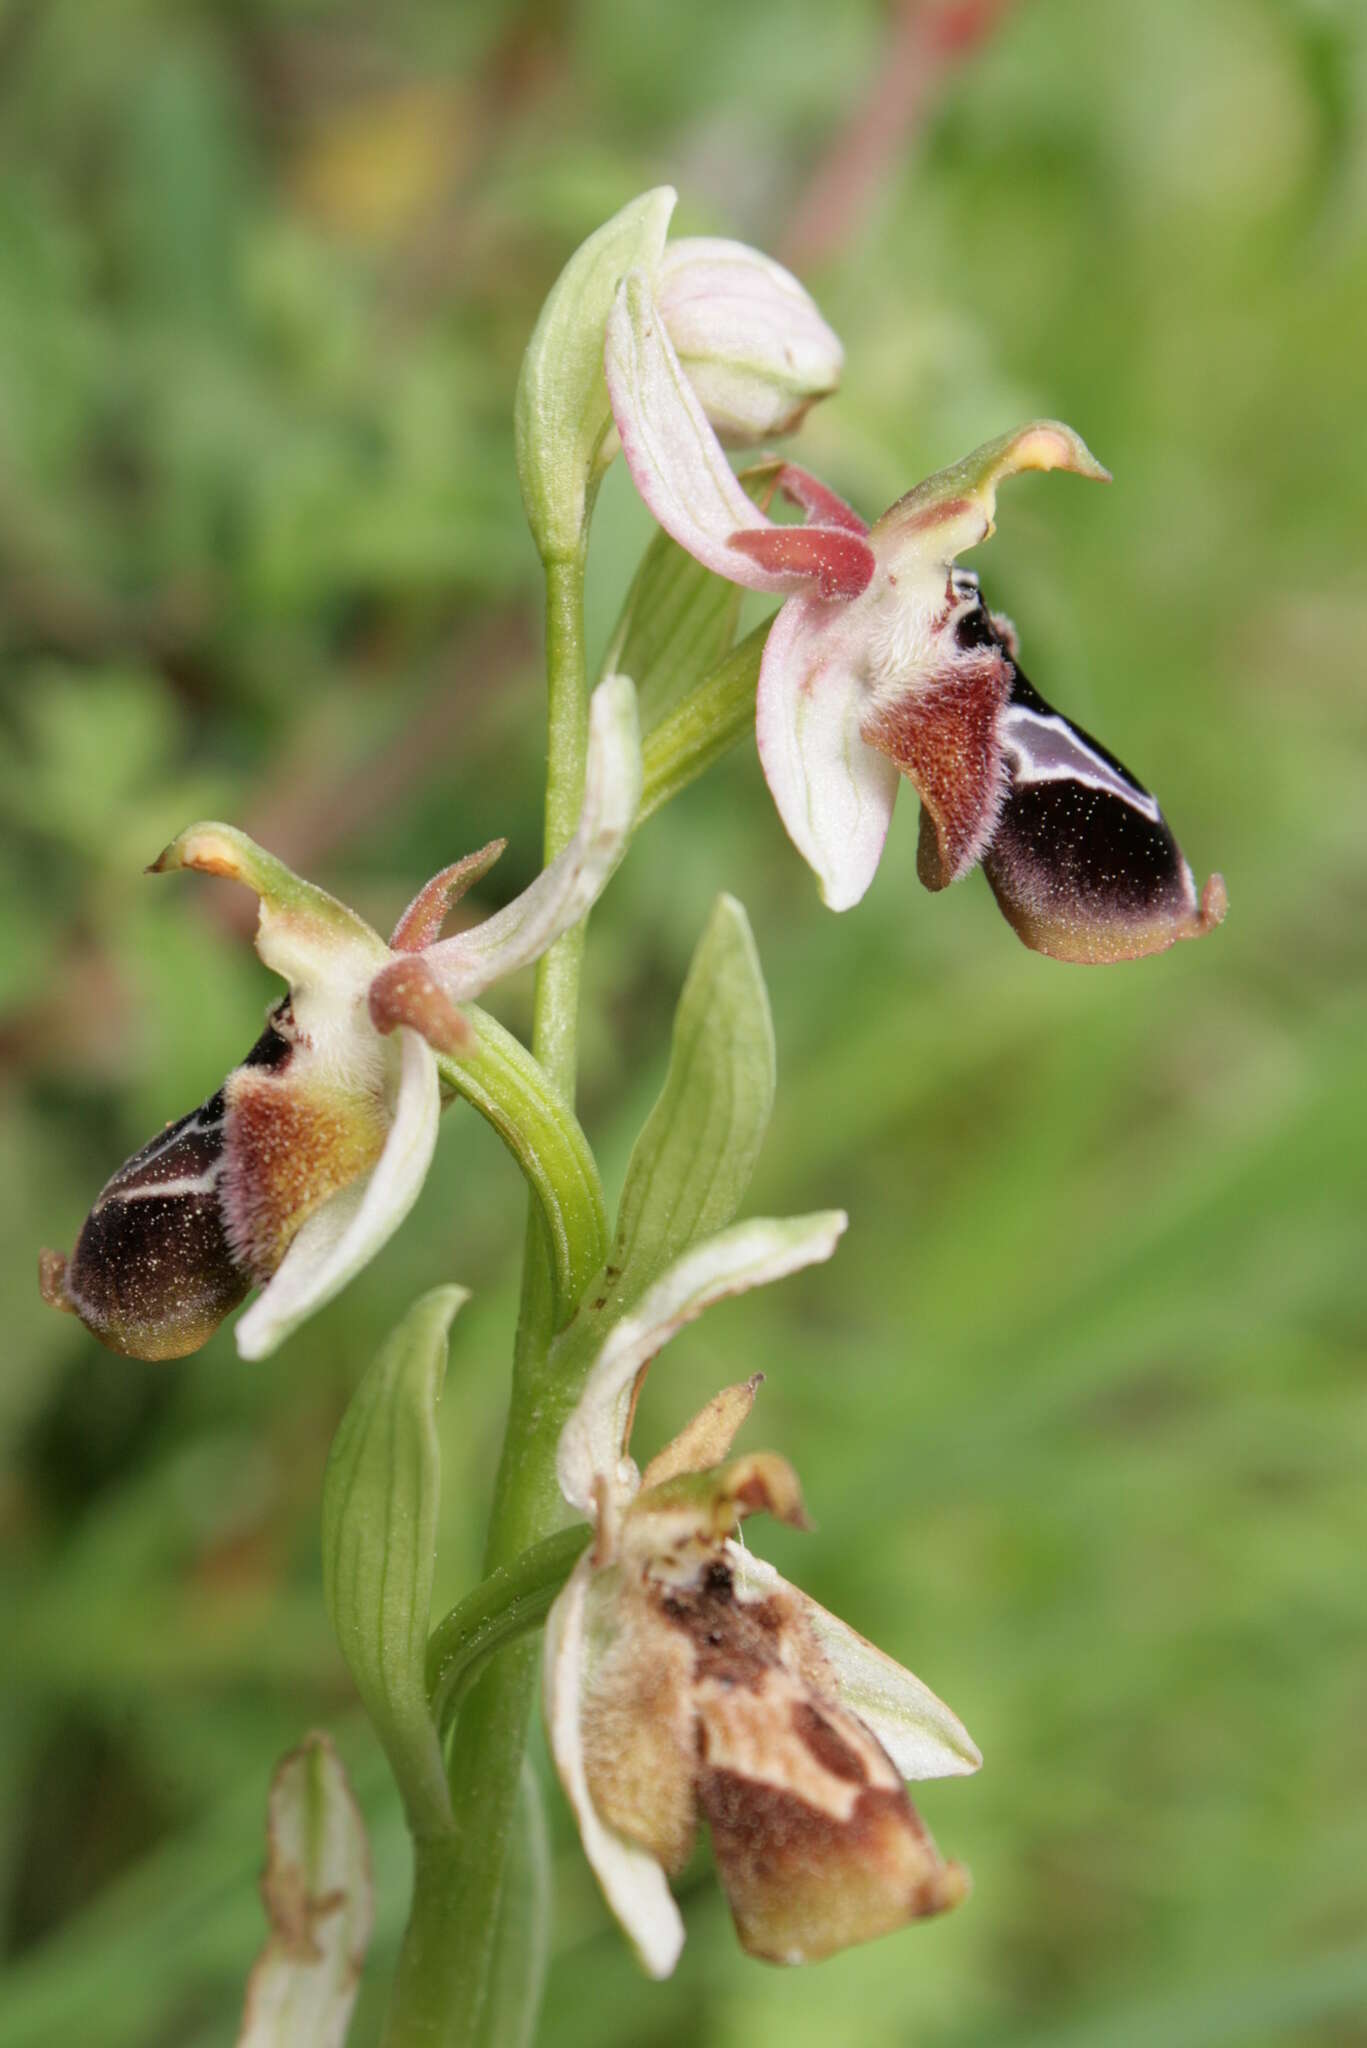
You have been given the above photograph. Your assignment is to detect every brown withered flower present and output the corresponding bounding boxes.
[546,1217,980,1976]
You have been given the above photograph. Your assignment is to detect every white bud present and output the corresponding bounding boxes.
[655,237,843,445]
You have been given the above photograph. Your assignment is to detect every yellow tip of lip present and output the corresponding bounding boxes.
[38,1248,74,1314]
[1200,873,1229,931]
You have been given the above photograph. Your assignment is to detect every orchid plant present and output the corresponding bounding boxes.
[40,188,1224,2047]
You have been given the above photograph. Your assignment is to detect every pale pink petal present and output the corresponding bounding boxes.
[755,596,901,912]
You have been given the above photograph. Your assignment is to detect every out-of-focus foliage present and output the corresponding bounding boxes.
[3,1,1365,2043]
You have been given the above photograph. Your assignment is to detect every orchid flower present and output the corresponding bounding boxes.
[545,1213,981,1977]
[41,676,641,1363]
[607,278,1226,959]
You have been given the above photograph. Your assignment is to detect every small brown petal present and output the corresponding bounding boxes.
[640,1375,764,1492]
[388,840,507,953]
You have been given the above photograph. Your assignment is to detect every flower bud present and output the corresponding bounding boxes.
[654,237,843,445]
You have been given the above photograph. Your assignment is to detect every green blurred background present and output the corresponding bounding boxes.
[3,1,1365,2042]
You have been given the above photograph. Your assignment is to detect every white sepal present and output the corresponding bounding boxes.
[729,1547,982,1781]
[755,595,900,912]
[558,1211,847,1521]
[543,1554,685,1980]
[236,1030,440,1360]
[423,675,642,1004]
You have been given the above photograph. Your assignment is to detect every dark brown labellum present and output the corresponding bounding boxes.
[929,577,1222,963]
[52,1006,295,1360]
[983,664,1208,963]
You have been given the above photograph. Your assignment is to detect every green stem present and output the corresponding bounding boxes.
[530,553,591,1099]
[383,551,593,2048]
[435,1006,607,1326]
[426,1525,591,1742]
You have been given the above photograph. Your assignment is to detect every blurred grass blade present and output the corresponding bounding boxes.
[322,1287,468,1836]
[611,894,775,1300]
[476,1761,552,2048]
[236,1732,373,2048]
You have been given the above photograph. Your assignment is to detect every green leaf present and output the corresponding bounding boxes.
[611,894,775,1302]
[476,1762,552,2048]
[236,1732,373,2048]
[514,187,674,562]
[322,1288,467,1837]
[427,1525,591,1742]
[638,619,766,824]
[605,526,744,729]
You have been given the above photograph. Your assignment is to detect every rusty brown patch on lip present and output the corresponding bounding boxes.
[861,649,1012,889]
[221,1070,387,1280]
[661,1565,787,1691]
[790,1701,868,1784]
